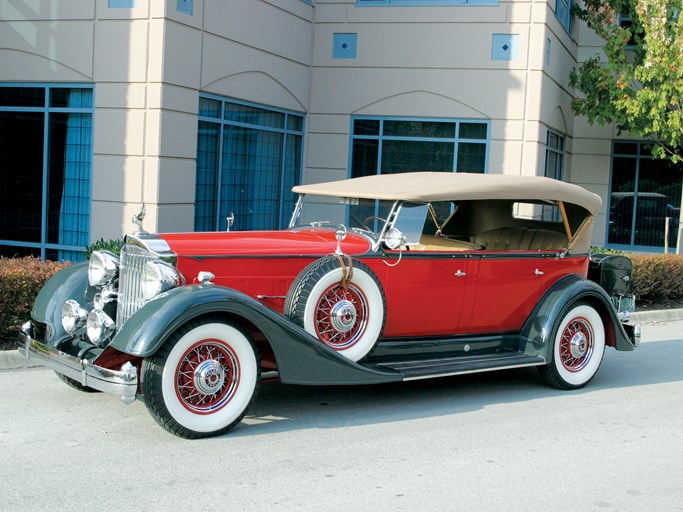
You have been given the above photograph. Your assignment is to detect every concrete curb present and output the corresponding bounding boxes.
[630,308,683,323]
[3,308,683,371]
[0,348,31,371]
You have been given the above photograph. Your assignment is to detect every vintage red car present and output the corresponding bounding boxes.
[21,172,640,438]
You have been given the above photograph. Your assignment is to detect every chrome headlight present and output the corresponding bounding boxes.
[62,300,87,334]
[141,260,180,300]
[88,251,120,287]
[86,309,115,346]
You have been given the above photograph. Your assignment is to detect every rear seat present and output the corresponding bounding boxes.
[410,235,481,251]
[472,227,567,251]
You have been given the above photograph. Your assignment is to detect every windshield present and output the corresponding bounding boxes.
[290,194,439,248]
[290,195,395,234]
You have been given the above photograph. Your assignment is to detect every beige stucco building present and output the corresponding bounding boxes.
[1,0,679,260]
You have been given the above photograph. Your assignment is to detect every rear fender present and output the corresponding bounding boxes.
[109,284,401,385]
[520,275,636,361]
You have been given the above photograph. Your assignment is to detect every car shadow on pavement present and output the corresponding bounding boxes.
[227,338,683,439]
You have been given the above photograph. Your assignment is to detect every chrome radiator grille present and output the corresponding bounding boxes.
[116,244,157,329]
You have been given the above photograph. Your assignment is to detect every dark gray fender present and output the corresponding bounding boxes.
[520,275,637,361]
[31,262,92,345]
[109,284,402,386]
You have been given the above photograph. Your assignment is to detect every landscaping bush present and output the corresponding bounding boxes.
[85,238,125,258]
[0,257,69,344]
[630,253,683,305]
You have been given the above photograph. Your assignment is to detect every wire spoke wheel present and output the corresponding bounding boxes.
[174,339,239,414]
[285,256,386,362]
[558,318,594,373]
[539,302,605,390]
[314,283,369,350]
[142,319,259,439]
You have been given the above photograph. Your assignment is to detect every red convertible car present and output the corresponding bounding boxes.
[21,172,640,438]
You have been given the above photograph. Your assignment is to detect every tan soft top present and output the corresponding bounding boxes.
[293,172,601,215]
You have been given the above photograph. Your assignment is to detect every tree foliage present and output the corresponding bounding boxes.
[571,0,683,160]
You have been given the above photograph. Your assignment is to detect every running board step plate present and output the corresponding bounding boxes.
[375,353,546,381]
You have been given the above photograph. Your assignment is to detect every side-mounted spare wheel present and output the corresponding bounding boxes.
[141,318,260,439]
[284,255,386,362]
[538,302,606,390]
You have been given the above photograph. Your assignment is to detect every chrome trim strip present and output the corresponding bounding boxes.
[20,322,138,404]
[125,233,177,265]
[402,360,546,381]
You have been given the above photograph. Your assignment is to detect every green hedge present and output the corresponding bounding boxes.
[630,253,683,305]
[0,257,69,343]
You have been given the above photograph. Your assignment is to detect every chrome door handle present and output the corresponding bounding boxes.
[455,269,466,277]
[534,269,544,276]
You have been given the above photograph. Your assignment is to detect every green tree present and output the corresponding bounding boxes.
[571,0,683,161]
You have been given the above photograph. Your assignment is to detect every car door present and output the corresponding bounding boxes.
[378,253,471,337]
[460,252,546,334]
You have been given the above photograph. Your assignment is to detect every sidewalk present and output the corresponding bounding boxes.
[3,308,682,371]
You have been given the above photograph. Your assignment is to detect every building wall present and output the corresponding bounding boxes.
[0,0,313,240]
[306,0,574,184]
[1,0,623,247]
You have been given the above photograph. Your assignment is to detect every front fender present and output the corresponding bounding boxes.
[110,285,401,385]
[31,262,92,345]
[520,275,636,361]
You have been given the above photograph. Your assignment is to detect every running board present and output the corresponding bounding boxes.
[374,353,546,381]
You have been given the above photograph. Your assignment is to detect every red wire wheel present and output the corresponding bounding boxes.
[313,283,369,350]
[538,302,605,390]
[285,256,386,362]
[141,319,259,439]
[174,339,240,414]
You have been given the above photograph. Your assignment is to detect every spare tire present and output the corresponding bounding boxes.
[284,256,386,362]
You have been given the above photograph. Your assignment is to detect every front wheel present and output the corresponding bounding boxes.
[141,319,259,439]
[55,372,99,393]
[538,303,605,390]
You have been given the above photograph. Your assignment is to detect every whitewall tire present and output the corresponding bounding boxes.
[142,319,259,439]
[285,256,386,362]
[539,303,605,390]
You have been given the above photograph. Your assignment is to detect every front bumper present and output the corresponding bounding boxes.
[20,322,138,404]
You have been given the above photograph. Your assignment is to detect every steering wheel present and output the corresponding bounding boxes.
[362,216,387,231]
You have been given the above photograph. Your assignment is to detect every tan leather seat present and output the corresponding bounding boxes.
[473,227,567,251]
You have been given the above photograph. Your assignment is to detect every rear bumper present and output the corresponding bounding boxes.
[20,322,138,404]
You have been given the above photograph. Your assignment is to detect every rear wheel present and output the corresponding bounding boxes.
[538,303,605,390]
[142,318,259,439]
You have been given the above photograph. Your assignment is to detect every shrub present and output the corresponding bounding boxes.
[85,238,125,259]
[0,257,69,344]
[630,253,683,305]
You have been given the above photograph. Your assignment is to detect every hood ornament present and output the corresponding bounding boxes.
[132,203,147,234]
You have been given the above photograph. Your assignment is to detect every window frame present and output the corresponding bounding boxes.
[195,94,305,232]
[0,83,94,261]
[555,0,572,34]
[349,116,490,178]
[357,0,497,6]
[607,140,683,252]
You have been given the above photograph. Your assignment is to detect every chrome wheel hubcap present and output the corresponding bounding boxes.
[329,300,357,333]
[569,331,588,359]
[193,359,226,395]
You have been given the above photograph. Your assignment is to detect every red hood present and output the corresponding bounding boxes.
[158,229,372,257]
